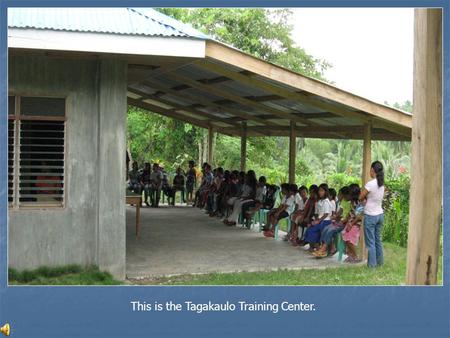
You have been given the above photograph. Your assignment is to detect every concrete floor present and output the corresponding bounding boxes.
[125,205,342,279]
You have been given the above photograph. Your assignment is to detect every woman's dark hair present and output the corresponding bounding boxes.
[309,186,319,200]
[258,176,267,184]
[329,188,337,200]
[223,171,231,181]
[318,183,330,200]
[349,184,361,203]
[245,170,257,191]
[371,161,385,187]
[339,186,350,196]
[280,183,290,193]
[289,184,298,193]
[299,185,308,193]
[309,184,318,193]
[189,160,195,166]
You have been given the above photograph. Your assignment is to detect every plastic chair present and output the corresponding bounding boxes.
[274,217,291,240]
[258,187,281,232]
[336,233,345,262]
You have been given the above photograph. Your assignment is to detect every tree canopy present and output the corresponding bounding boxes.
[158,8,331,80]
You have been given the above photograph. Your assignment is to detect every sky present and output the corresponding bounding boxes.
[291,8,414,105]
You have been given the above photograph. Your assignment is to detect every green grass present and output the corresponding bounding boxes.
[8,265,122,285]
[132,243,443,286]
[8,243,443,286]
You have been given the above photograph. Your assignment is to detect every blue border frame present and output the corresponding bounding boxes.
[1,2,449,337]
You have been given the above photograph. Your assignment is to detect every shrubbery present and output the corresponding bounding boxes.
[383,176,410,247]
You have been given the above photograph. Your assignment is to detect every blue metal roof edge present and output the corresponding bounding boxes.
[130,8,210,40]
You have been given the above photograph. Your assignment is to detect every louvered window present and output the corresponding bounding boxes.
[8,96,66,208]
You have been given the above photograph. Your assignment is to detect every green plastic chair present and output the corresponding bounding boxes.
[274,217,291,240]
[259,187,281,232]
[336,232,346,262]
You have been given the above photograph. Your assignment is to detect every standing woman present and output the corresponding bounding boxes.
[360,161,385,268]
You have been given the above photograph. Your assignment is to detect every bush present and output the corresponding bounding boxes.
[325,173,361,190]
[382,175,410,247]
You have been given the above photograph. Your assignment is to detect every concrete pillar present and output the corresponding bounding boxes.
[288,120,296,183]
[406,9,442,285]
[97,58,127,280]
[240,122,247,172]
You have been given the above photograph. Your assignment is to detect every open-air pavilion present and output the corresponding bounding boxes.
[7,8,441,284]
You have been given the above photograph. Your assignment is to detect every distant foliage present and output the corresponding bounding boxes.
[382,176,410,247]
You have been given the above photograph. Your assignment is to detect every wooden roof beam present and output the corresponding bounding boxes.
[127,97,239,137]
[197,59,411,139]
[141,78,278,127]
[205,41,412,129]
[163,71,319,127]
[128,87,240,127]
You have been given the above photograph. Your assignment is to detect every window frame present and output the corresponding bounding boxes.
[8,93,68,210]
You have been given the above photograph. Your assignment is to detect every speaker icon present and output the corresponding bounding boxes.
[0,323,10,336]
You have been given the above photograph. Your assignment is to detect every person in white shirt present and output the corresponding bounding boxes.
[329,188,337,215]
[263,184,296,238]
[301,183,333,250]
[359,161,386,268]
[242,176,267,228]
[284,185,308,242]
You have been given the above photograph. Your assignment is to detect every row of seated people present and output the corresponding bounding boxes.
[193,163,364,263]
[127,161,197,207]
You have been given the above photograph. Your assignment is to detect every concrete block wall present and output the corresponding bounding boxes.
[8,52,127,280]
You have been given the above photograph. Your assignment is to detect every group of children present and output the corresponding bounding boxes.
[193,162,365,263]
[128,159,364,263]
[127,161,197,207]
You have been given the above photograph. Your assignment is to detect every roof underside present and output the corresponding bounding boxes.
[127,42,412,141]
[8,8,412,141]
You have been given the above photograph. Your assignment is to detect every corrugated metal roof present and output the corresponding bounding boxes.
[8,7,209,39]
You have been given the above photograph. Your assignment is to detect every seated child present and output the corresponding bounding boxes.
[127,161,142,194]
[284,185,307,241]
[342,184,364,263]
[171,167,186,205]
[208,169,228,217]
[290,185,318,246]
[329,188,337,216]
[205,167,224,214]
[224,170,257,226]
[242,176,267,228]
[185,161,197,203]
[301,183,333,251]
[312,186,352,258]
[263,184,296,238]
[219,172,240,217]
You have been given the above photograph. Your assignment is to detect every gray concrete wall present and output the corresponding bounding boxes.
[8,52,127,279]
[97,58,127,279]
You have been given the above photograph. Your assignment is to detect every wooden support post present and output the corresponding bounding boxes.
[360,123,372,260]
[362,123,372,185]
[406,9,442,285]
[240,122,247,172]
[207,125,214,165]
[289,120,296,184]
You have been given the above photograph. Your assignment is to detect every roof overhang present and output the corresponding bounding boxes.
[8,24,412,141]
[126,40,412,141]
[8,28,206,58]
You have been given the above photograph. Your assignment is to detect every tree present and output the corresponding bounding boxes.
[158,8,331,80]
